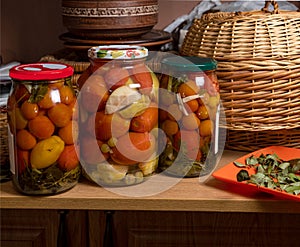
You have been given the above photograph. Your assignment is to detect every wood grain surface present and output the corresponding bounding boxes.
[1,150,300,213]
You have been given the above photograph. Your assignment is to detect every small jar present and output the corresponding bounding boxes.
[159,56,220,177]
[77,45,159,186]
[8,62,80,195]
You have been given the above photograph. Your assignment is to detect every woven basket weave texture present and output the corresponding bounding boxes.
[181,1,300,151]
[181,1,300,132]
[0,109,9,166]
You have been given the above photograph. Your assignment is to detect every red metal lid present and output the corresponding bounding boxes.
[9,62,74,81]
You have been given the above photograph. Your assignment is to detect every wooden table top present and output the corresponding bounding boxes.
[1,150,300,213]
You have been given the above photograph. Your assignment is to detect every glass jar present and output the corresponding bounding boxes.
[158,56,220,178]
[7,62,80,195]
[77,45,159,186]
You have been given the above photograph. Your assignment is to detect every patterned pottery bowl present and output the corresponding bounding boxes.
[62,0,159,39]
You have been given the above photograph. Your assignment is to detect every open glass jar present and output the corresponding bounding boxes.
[77,45,159,186]
[7,62,80,195]
[158,56,220,178]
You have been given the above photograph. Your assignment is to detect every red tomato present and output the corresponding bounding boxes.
[130,104,158,132]
[111,132,155,165]
[80,75,109,112]
[80,137,108,164]
[104,67,130,91]
[57,145,80,171]
[132,64,153,95]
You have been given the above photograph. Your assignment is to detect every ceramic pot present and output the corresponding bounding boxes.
[62,0,158,39]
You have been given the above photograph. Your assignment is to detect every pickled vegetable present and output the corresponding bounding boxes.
[78,45,159,186]
[30,136,65,169]
[105,86,142,114]
[8,63,80,194]
[159,57,219,177]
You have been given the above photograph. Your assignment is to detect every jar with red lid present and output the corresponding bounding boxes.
[158,56,222,178]
[7,62,80,195]
[77,45,159,186]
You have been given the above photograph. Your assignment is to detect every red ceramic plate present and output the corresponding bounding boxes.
[212,146,300,201]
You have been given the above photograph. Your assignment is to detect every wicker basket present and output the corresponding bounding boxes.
[181,0,300,151]
[0,107,9,166]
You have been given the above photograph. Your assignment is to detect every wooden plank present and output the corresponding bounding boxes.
[1,150,300,212]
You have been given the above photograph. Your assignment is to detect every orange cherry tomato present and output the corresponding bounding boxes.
[199,120,212,137]
[16,129,37,150]
[20,101,39,120]
[48,103,72,127]
[81,75,109,112]
[111,132,155,165]
[38,88,56,109]
[130,104,158,132]
[178,80,199,97]
[196,105,209,120]
[58,120,78,145]
[28,115,55,139]
[161,119,178,136]
[184,99,199,113]
[59,85,74,105]
[57,145,80,171]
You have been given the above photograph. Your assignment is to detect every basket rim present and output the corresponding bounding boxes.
[200,3,300,24]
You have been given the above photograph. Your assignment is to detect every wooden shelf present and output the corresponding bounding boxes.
[1,150,300,213]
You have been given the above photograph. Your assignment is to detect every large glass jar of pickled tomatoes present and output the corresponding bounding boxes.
[7,62,80,195]
[77,45,159,186]
[159,56,220,178]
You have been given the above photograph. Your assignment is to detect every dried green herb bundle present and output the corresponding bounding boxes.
[18,165,81,194]
[234,153,300,195]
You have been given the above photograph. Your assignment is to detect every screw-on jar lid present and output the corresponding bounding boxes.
[88,45,148,60]
[9,62,74,81]
[161,56,217,71]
